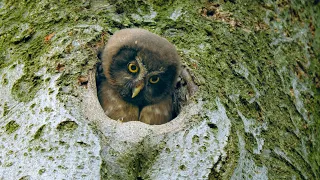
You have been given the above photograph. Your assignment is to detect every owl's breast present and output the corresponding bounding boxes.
[121,91,148,107]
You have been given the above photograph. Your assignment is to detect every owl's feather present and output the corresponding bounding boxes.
[139,97,173,125]
[98,79,139,122]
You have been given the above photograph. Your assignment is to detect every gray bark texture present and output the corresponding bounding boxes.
[0,0,319,179]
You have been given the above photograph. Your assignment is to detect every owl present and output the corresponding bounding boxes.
[98,28,181,125]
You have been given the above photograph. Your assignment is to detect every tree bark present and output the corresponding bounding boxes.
[0,0,319,179]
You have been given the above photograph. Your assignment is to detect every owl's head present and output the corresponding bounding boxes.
[102,28,181,106]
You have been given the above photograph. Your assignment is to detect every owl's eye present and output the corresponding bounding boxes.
[149,76,160,84]
[128,63,139,73]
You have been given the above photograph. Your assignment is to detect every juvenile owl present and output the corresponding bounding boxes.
[98,28,181,125]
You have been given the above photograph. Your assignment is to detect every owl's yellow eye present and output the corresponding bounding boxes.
[128,63,139,73]
[149,76,160,84]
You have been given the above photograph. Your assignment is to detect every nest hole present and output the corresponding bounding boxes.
[95,62,197,125]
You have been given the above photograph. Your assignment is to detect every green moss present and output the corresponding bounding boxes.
[1,73,8,86]
[77,164,84,169]
[56,119,78,131]
[77,141,89,147]
[192,135,200,144]
[30,103,36,109]
[57,165,67,169]
[2,102,9,117]
[10,23,34,44]
[165,147,171,153]
[43,107,53,113]
[179,164,186,171]
[3,161,13,167]
[38,168,46,175]
[100,160,109,179]
[1,0,102,103]
[48,88,54,95]
[19,176,31,180]
[33,125,46,140]
[11,74,43,102]
[34,146,41,151]
[115,151,141,178]
[58,141,66,146]
[5,120,20,134]
[7,150,14,155]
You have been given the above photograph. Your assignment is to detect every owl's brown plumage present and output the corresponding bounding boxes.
[98,28,181,125]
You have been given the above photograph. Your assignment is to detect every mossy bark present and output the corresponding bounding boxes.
[0,0,319,179]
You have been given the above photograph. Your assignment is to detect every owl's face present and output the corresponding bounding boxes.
[102,28,181,107]
[108,47,178,106]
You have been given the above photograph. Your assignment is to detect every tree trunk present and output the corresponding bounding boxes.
[0,0,319,179]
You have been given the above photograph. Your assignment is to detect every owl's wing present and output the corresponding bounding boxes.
[98,80,139,122]
[139,97,173,125]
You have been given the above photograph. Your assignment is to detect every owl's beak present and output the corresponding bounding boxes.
[132,82,144,98]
